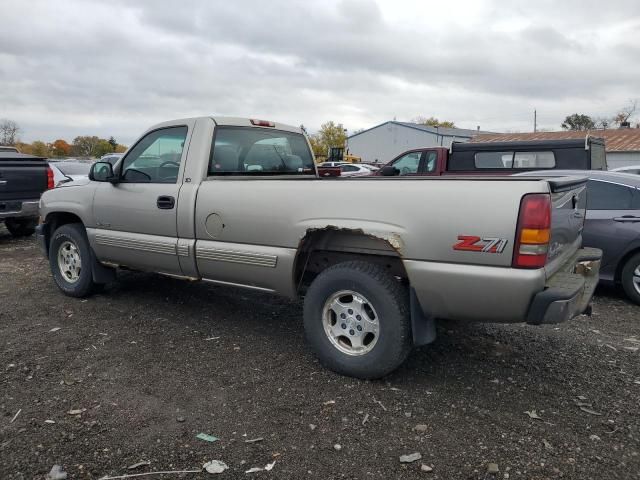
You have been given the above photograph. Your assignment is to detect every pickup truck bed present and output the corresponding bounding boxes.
[0,152,51,237]
[37,117,602,379]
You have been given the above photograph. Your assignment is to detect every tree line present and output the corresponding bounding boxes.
[561,100,638,131]
[0,119,127,158]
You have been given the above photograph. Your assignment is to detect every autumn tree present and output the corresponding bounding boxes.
[72,136,101,157]
[561,114,595,131]
[15,141,33,154]
[412,116,456,128]
[0,119,21,145]
[51,139,71,157]
[310,121,348,158]
[30,141,50,157]
[93,139,115,158]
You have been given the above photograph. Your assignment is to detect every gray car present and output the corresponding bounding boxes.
[518,170,640,304]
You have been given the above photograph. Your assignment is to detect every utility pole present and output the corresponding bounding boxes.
[534,110,537,133]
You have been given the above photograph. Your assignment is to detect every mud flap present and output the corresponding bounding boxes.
[91,250,117,284]
[410,288,437,346]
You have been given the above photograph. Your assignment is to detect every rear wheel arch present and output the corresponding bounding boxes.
[293,228,409,291]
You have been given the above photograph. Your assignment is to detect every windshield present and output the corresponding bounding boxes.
[209,127,315,175]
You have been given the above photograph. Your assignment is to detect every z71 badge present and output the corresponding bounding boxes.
[453,235,508,253]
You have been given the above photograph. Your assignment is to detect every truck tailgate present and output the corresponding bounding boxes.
[0,158,48,202]
[545,176,588,278]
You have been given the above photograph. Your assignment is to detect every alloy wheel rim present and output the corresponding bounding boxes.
[57,240,82,283]
[633,265,640,295]
[322,290,380,356]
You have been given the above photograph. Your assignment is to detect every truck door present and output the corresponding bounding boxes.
[91,125,191,275]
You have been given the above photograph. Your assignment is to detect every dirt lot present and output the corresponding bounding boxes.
[1,226,639,480]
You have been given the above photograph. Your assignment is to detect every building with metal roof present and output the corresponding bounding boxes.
[346,121,494,165]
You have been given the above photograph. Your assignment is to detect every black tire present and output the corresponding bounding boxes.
[49,223,97,297]
[5,218,37,237]
[303,261,412,379]
[621,253,640,305]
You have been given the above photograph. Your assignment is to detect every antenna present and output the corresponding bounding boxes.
[534,109,537,133]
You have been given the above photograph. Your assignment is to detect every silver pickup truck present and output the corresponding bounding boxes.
[37,117,601,378]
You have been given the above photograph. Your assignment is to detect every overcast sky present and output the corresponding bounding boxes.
[1,0,639,144]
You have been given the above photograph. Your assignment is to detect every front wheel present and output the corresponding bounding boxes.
[621,253,640,305]
[5,218,37,237]
[49,223,98,297]
[303,261,412,379]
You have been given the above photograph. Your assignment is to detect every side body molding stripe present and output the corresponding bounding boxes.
[196,247,278,268]
[95,234,177,256]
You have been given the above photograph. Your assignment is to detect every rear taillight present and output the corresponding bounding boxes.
[513,193,551,269]
[46,165,54,190]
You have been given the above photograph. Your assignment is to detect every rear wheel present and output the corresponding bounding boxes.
[303,261,412,379]
[5,218,37,237]
[49,223,98,297]
[621,253,640,305]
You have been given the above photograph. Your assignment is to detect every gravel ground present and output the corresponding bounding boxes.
[1,226,639,480]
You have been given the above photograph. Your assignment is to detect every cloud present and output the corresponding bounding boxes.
[0,0,638,143]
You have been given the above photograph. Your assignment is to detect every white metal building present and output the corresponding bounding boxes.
[346,121,491,165]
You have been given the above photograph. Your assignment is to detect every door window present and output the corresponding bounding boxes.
[392,152,421,175]
[587,180,635,210]
[121,126,187,183]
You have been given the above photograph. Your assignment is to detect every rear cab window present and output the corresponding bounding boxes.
[209,127,315,176]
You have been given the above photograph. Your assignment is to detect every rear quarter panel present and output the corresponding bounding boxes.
[195,177,549,267]
[193,176,551,321]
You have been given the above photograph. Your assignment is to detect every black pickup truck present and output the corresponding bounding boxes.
[0,152,52,237]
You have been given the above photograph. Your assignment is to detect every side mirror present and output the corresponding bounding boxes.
[89,161,117,183]
[380,165,399,176]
